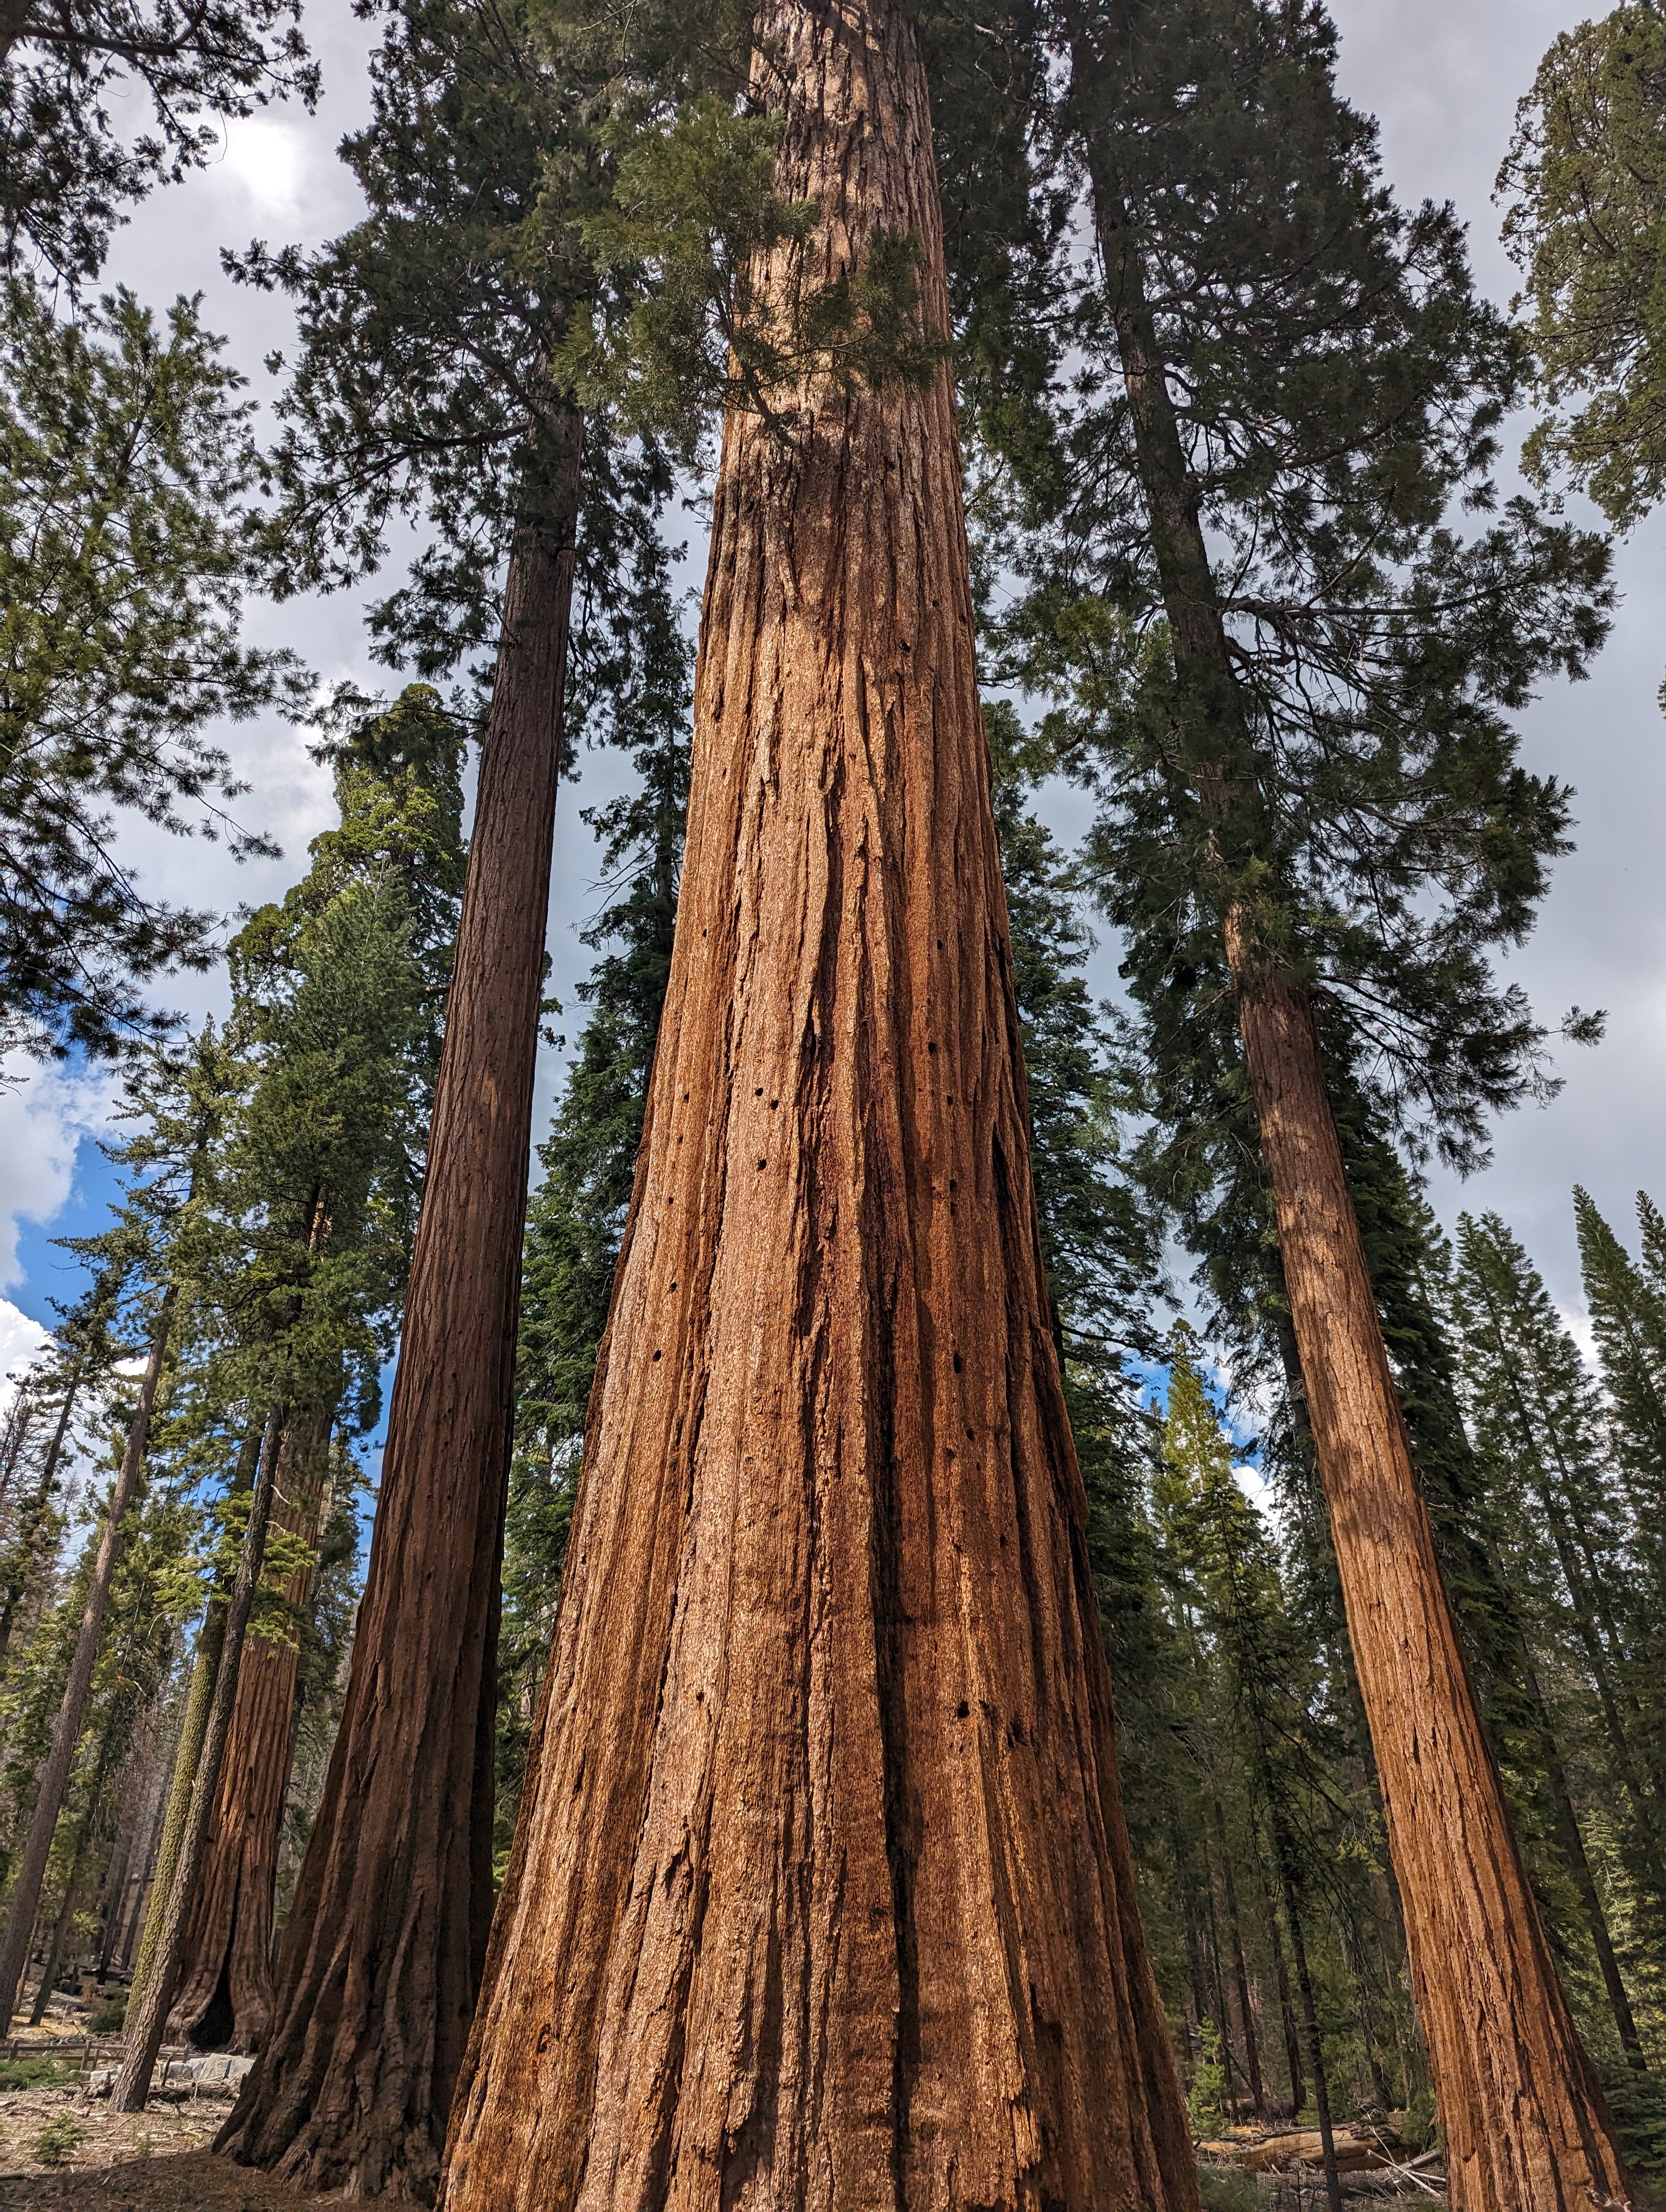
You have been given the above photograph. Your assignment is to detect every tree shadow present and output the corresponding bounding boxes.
[0,2147,339,2209]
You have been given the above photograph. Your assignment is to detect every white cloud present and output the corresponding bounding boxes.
[1233,1461,1276,1510]
[1559,1302,1599,1368]
[0,1298,49,1410]
[217,115,313,225]
[0,1059,119,1290]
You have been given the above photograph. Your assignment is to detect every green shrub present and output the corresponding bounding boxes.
[0,2056,74,2091]
[88,1991,127,2033]
[1602,2063,1666,2179]
[1187,2020,1228,2139]
[1197,2168,1263,2211]
[1400,2087,1438,2152]
[30,2113,87,2168]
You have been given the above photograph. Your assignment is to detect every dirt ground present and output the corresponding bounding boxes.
[0,2088,341,2210]
[0,2152,335,2210]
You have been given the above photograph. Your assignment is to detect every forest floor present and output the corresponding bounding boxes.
[0,2003,1452,2209]
[0,2006,338,2212]
[0,2149,335,2211]
[0,2086,341,2209]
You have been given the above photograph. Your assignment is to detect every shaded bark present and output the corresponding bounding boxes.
[168,1409,332,2052]
[113,1407,284,2109]
[217,407,582,2201]
[438,3,1198,2205]
[0,1295,171,2028]
[1070,45,1635,2201]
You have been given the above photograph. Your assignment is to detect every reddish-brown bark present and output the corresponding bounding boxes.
[167,1410,332,2052]
[438,3,1197,2204]
[217,413,582,2201]
[1235,960,1633,2210]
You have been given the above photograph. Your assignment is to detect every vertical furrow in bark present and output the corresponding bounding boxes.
[439,2,1196,2205]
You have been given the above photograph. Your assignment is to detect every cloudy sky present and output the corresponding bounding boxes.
[3,0,1660,1388]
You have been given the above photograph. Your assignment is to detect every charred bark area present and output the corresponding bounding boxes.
[438,5,1197,2205]
[218,411,582,2201]
[168,1411,332,2053]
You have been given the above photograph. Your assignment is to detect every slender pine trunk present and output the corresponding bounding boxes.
[113,1407,284,2109]
[0,1294,172,2027]
[97,1828,133,1984]
[218,406,583,2200]
[1214,1798,1266,2119]
[1280,1874,1343,2212]
[0,1391,40,1507]
[1263,1856,1306,2115]
[1526,1658,1647,2069]
[27,1725,116,2027]
[116,1777,169,1977]
[1172,1801,1209,2065]
[1197,1818,1236,2097]
[1338,1903,1396,2113]
[1541,1496,1666,1914]
[438,3,1196,2204]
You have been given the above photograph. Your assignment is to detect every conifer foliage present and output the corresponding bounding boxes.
[0,284,305,1062]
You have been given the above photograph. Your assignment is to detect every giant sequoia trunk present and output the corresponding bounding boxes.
[167,1409,333,2052]
[218,413,582,2200]
[438,5,1197,2205]
[1077,78,1635,2209]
